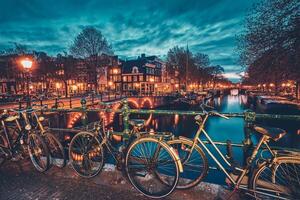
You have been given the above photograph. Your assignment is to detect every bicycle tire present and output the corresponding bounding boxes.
[251,157,300,199]
[125,137,180,198]
[167,137,208,189]
[27,132,50,172]
[0,134,7,167]
[69,131,104,178]
[43,132,66,168]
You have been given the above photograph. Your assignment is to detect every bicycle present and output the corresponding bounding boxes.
[68,99,183,198]
[0,108,50,172]
[29,104,66,168]
[166,103,300,199]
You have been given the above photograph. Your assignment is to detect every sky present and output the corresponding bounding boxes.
[0,0,259,82]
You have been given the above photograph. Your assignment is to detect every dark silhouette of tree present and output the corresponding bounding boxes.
[239,0,300,96]
[69,26,113,93]
[0,43,29,55]
[166,46,220,89]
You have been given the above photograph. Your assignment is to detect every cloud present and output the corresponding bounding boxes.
[0,0,259,81]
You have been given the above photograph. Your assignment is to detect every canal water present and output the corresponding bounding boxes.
[117,94,300,185]
[51,93,300,186]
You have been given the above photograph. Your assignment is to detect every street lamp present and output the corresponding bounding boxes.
[21,58,33,107]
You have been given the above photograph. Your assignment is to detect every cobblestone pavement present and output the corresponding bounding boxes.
[0,159,244,200]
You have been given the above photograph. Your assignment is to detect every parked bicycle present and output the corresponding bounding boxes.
[0,108,50,172]
[29,104,66,168]
[68,99,183,198]
[166,102,300,199]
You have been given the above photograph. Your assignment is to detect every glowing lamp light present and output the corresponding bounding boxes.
[108,81,113,86]
[113,69,118,74]
[270,83,274,87]
[149,78,154,82]
[175,84,179,88]
[21,58,32,69]
[135,83,140,87]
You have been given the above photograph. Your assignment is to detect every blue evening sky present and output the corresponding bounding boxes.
[0,0,260,81]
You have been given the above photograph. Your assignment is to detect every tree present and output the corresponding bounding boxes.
[0,43,29,55]
[238,0,300,96]
[69,26,113,93]
[207,65,224,89]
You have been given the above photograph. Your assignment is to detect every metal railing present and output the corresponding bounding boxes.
[4,97,300,155]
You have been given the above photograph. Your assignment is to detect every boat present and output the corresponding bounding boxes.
[256,95,300,114]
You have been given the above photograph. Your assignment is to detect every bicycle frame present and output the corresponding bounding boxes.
[0,112,27,153]
[190,113,276,188]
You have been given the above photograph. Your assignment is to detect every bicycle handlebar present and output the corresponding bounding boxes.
[200,103,229,120]
[209,111,229,119]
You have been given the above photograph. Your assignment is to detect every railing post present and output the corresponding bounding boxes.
[55,98,58,109]
[18,99,22,109]
[242,110,255,165]
[80,98,88,127]
[40,97,43,115]
[69,96,72,108]
[122,99,130,141]
[92,93,95,105]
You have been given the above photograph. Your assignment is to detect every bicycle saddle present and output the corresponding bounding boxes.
[129,119,145,128]
[0,112,9,121]
[4,115,19,122]
[253,125,286,141]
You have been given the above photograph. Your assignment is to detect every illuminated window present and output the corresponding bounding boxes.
[139,75,143,81]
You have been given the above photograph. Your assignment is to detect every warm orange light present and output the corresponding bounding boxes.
[282,83,286,87]
[135,83,140,87]
[113,69,118,74]
[269,83,274,87]
[21,58,32,69]
[175,84,179,88]
[108,81,113,86]
[72,85,78,90]
[149,78,154,82]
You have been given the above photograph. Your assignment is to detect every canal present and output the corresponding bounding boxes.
[118,93,300,185]
[50,93,300,186]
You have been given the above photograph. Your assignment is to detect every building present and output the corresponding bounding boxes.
[120,54,163,95]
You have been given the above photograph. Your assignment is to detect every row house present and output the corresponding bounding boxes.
[107,54,165,95]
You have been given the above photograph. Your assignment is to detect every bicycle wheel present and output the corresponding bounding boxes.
[167,137,208,189]
[251,157,300,199]
[69,131,104,178]
[126,137,180,198]
[43,132,66,168]
[27,133,50,172]
[0,134,7,167]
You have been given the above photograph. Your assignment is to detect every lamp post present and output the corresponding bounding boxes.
[21,58,33,107]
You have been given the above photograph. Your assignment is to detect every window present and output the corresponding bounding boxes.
[128,76,132,82]
[132,66,139,73]
[123,76,127,82]
[128,83,133,90]
[123,84,128,90]
[139,75,143,81]
[133,76,137,82]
